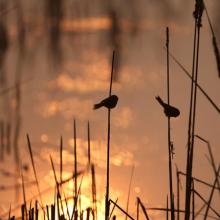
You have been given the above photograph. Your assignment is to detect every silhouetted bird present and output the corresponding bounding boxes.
[156,96,180,118]
[93,95,118,110]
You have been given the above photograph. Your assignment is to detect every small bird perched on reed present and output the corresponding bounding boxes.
[155,96,180,118]
[93,95,118,110]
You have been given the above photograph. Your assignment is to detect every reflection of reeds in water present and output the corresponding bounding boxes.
[45,0,63,68]
[1,2,220,220]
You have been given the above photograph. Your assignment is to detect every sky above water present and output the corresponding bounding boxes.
[0,0,219,220]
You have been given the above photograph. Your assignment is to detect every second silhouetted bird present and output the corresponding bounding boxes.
[93,95,118,110]
[156,96,180,118]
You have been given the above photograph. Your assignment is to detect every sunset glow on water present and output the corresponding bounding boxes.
[0,1,219,220]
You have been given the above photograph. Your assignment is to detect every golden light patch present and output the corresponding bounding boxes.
[41,134,48,143]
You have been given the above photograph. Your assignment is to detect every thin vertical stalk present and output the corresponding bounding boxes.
[88,121,91,165]
[35,201,38,220]
[8,204,11,220]
[105,51,115,220]
[91,164,97,220]
[166,27,175,220]
[21,168,28,220]
[185,3,204,218]
[60,136,63,185]
[166,195,169,220]
[46,206,50,220]
[186,14,202,220]
[73,119,77,211]
[176,167,180,220]
[125,165,134,220]
[192,181,195,220]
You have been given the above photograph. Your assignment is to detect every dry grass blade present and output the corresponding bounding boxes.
[137,197,150,220]
[204,4,220,78]
[49,155,65,217]
[26,134,44,208]
[168,50,220,114]
[35,201,39,220]
[63,192,71,220]
[125,165,134,220]
[59,170,84,186]
[195,203,206,218]
[73,119,77,204]
[109,198,118,219]
[60,136,63,186]
[212,37,220,78]
[8,204,11,220]
[193,189,220,218]
[21,166,28,220]
[46,205,50,220]
[136,198,139,220]
[109,199,135,220]
[87,121,91,165]
[91,164,97,220]
[204,166,220,220]
[195,135,220,194]
[70,174,84,220]
[147,207,219,220]
[178,171,220,190]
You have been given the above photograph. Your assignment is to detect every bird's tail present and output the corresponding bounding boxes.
[155,96,164,107]
[93,103,103,110]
